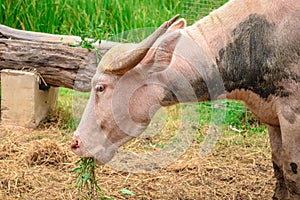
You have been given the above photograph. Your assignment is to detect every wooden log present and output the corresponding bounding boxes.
[0,24,119,92]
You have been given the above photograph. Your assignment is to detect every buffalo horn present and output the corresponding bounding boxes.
[105,14,180,75]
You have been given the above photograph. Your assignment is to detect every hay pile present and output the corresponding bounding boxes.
[0,125,275,200]
[0,126,76,200]
[25,139,69,167]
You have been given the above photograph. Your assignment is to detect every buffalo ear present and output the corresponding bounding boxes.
[144,32,182,73]
[168,18,186,31]
[156,32,181,57]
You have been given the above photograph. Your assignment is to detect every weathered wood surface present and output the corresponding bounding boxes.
[0,24,119,92]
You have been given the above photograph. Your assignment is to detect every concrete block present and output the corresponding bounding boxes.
[1,69,58,128]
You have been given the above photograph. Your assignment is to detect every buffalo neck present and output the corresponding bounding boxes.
[181,0,298,101]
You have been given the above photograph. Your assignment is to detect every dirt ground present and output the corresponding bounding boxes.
[0,124,275,200]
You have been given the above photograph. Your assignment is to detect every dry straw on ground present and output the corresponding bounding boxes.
[25,139,69,167]
[0,125,274,200]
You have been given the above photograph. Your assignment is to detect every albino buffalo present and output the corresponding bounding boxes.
[71,0,300,199]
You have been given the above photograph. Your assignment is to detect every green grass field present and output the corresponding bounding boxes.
[1,0,227,37]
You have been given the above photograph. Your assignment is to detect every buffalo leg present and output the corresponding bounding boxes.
[281,131,300,200]
[278,105,300,200]
[268,125,288,199]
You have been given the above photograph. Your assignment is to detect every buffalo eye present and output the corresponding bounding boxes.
[95,84,105,93]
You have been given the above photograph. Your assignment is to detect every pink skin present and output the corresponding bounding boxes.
[71,70,169,163]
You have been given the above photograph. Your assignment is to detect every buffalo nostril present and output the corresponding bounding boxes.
[71,139,79,150]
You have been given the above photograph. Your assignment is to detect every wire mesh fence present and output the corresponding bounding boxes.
[182,0,229,25]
